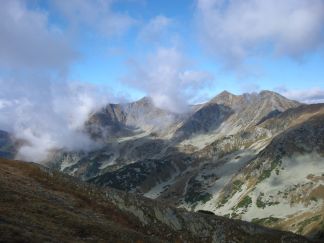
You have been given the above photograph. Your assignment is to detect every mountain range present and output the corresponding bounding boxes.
[1,90,323,241]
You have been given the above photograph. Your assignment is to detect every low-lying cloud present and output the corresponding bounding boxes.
[124,47,213,113]
[0,0,123,162]
[0,77,110,162]
[277,87,324,104]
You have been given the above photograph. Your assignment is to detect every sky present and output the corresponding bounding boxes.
[0,0,324,161]
[1,0,324,104]
[64,0,324,104]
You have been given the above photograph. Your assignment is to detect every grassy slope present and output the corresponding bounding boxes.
[0,158,312,242]
[0,158,160,242]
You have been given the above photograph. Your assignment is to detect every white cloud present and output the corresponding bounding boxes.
[196,0,324,65]
[0,0,131,163]
[0,77,111,162]
[0,0,77,71]
[124,47,213,112]
[53,0,136,37]
[278,87,324,103]
[139,15,173,42]
[0,0,136,163]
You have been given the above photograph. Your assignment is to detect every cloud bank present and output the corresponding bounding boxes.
[278,87,324,104]
[0,0,122,162]
[0,77,110,162]
[196,0,324,66]
[124,47,213,113]
[0,0,77,71]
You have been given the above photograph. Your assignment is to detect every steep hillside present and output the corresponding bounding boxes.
[174,102,233,139]
[196,110,324,239]
[84,101,324,241]
[81,91,302,197]
[86,97,185,140]
[177,90,300,148]
[0,158,310,242]
[50,90,299,181]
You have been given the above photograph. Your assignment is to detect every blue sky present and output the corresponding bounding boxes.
[1,0,324,109]
[61,0,324,104]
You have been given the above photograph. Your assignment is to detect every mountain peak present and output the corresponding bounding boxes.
[259,90,282,97]
[137,96,152,103]
[258,90,301,105]
[217,90,235,97]
[209,90,239,106]
[133,96,154,107]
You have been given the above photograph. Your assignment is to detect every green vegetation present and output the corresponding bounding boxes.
[275,168,280,175]
[200,193,212,203]
[252,217,280,226]
[232,180,244,192]
[236,196,252,209]
[256,193,279,208]
[310,196,318,202]
[256,196,266,208]
[216,180,244,208]
[297,215,321,234]
[258,169,272,181]
[258,159,282,183]
[216,195,230,208]
[184,178,212,204]
[231,212,239,218]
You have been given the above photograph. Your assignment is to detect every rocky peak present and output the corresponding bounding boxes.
[257,90,301,112]
[212,90,236,101]
[210,90,245,109]
[218,90,235,97]
[259,90,287,100]
[131,96,154,108]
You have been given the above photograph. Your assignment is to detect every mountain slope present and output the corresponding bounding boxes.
[8,90,324,240]
[51,90,300,181]
[196,107,324,239]
[84,100,324,241]
[86,97,185,140]
[84,91,302,197]
[0,158,310,242]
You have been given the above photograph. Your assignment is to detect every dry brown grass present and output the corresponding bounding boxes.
[0,158,313,243]
[0,158,161,242]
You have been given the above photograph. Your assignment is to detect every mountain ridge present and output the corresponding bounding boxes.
[1,90,323,240]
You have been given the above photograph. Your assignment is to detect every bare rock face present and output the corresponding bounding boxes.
[86,97,186,140]
[174,103,233,139]
[86,103,129,139]
[0,158,310,242]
